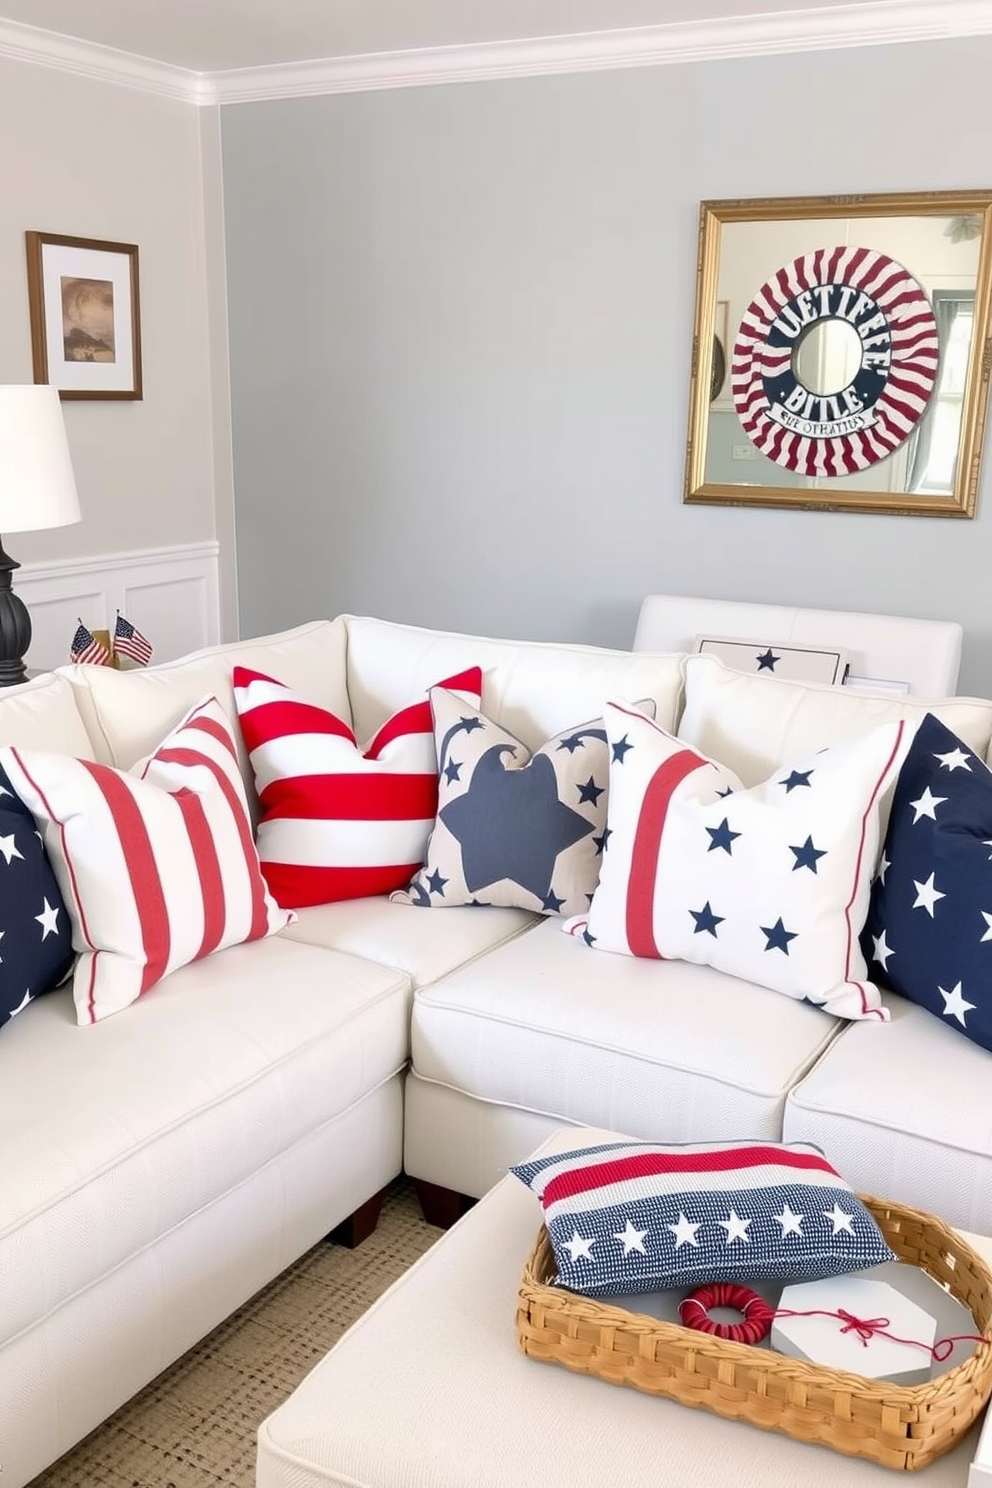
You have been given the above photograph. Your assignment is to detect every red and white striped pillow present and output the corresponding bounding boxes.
[233,664,482,908]
[0,696,293,1025]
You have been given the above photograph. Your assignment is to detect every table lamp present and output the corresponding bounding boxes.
[0,385,82,686]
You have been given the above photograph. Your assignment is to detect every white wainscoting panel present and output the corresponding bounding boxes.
[18,542,221,675]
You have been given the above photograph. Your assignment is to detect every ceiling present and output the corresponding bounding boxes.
[0,0,946,74]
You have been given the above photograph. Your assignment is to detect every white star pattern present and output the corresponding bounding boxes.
[0,833,24,866]
[940,982,976,1027]
[876,852,891,886]
[862,714,992,1057]
[667,1212,701,1249]
[564,1230,596,1263]
[718,1209,752,1245]
[934,747,972,772]
[7,989,33,1018]
[773,1203,804,1238]
[822,1203,855,1236]
[909,787,947,823]
[35,898,61,940]
[517,1141,898,1300]
[913,873,945,917]
[872,930,895,971]
[612,1220,648,1256]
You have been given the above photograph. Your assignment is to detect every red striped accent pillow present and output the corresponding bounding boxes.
[233,664,483,908]
[0,696,293,1025]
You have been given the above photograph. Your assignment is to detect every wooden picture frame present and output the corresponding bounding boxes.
[683,190,992,517]
[26,231,142,401]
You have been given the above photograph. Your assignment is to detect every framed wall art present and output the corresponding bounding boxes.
[25,231,142,401]
[683,190,992,517]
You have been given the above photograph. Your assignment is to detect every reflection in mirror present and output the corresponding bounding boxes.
[906,291,974,494]
[793,319,863,396]
[684,192,992,517]
[710,335,726,402]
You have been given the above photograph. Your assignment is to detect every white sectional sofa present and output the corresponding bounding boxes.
[2,608,991,1486]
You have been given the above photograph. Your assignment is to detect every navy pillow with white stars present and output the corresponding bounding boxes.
[862,713,992,1052]
[0,764,75,1032]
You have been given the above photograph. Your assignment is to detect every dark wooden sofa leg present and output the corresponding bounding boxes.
[328,1188,386,1249]
[413,1178,476,1230]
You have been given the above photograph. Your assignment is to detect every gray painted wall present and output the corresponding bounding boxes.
[221,38,992,694]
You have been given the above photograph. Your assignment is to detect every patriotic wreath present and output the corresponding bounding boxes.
[731,246,939,477]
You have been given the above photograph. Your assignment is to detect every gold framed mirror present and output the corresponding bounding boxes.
[684,190,992,517]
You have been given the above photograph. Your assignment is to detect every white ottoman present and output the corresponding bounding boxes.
[257,1128,987,1488]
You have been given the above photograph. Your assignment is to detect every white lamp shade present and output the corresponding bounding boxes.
[0,385,81,533]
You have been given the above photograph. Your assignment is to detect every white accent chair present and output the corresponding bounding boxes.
[632,594,962,696]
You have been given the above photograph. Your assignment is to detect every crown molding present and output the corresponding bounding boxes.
[0,17,209,102]
[1,0,991,107]
[208,0,992,103]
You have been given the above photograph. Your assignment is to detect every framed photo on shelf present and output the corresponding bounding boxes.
[25,231,142,400]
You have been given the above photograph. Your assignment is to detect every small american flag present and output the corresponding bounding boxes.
[69,622,110,667]
[114,613,153,666]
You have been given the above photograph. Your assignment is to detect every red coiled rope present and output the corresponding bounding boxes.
[678,1282,775,1345]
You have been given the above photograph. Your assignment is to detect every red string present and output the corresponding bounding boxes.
[773,1308,989,1364]
[678,1286,990,1362]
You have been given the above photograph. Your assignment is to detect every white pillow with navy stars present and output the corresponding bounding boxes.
[394,687,651,918]
[563,702,910,1020]
[862,712,992,1053]
[512,1138,894,1298]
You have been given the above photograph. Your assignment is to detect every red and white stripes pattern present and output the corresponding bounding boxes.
[731,246,939,476]
[233,664,482,908]
[530,1141,853,1224]
[0,695,292,1025]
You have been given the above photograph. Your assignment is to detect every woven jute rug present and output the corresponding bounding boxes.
[33,1178,440,1488]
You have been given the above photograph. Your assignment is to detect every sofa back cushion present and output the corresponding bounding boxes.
[59,621,349,797]
[680,655,992,785]
[0,673,97,760]
[343,616,685,750]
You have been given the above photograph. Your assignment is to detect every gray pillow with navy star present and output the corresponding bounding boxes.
[0,765,74,1031]
[393,687,652,917]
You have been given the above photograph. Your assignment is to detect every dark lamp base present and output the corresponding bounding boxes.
[0,536,31,688]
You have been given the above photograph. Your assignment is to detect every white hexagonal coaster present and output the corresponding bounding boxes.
[771,1276,937,1385]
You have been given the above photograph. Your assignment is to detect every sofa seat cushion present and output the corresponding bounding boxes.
[0,935,409,1351]
[283,898,538,988]
[783,992,992,1235]
[410,918,839,1142]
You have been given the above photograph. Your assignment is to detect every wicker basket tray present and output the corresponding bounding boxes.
[516,1195,992,1471]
